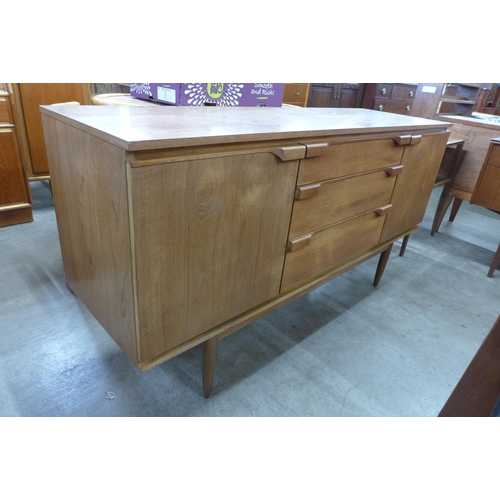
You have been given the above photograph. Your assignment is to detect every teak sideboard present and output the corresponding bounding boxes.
[40,106,450,397]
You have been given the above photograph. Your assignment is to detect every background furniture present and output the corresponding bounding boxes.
[0,83,33,228]
[436,83,490,117]
[10,83,91,181]
[307,83,364,108]
[430,114,500,232]
[469,137,500,277]
[283,83,310,107]
[439,314,500,417]
[41,105,450,397]
[361,83,418,115]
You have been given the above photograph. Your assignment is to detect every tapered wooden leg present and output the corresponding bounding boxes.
[431,188,454,235]
[374,243,393,286]
[399,235,410,257]
[202,336,218,398]
[449,197,463,222]
[487,242,500,278]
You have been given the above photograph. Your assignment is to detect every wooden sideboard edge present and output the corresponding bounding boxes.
[136,229,416,373]
[40,106,452,153]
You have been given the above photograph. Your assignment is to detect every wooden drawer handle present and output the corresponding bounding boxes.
[295,183,321,200]
[299,142,329,158]
[385,165,404,176]
[375,204,393,216]
[270,145,306,161]
[393,135,421,146]
[287,234,312,252]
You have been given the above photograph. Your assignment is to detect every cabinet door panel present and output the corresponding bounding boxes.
[380,131,450,241]
[0,129,30,205]
[308,86,333,107]
[18,83,89,176]
[132,152,298,360]
[471,164,500,211]
[0,96,12,122]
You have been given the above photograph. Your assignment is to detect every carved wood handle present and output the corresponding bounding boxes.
[287,234,312,252]
[270,145,306,161]
[375,204,393,216]
[297,142,329,158]
[385,165,404,177]
[393,135,422,146]
[295,183,321,200]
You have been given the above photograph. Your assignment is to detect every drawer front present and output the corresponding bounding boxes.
[391,84,417,100]
[297,138,404,185]
[374,98,414,114]
[290,168,399,238]
[284,84,309,104]
[0,96,12,123]
[375,84,392,98]
[281,208,389,292]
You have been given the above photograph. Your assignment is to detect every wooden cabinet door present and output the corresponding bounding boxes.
[0,128,33,227]
[17,83,90,177]
[308,85,334,107]
[380,131,450,241]
[471,143,500,211]
[131,151,299,360]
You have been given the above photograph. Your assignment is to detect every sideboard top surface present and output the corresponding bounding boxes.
[40,105,451,151]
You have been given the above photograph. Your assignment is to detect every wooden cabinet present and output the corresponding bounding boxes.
[10,83,91,180]
[361,83,419,115]
[307,83,363,108]
[283,83,310,107]
[40,105,450,396]
[436,83,487,117]
[0,83,33,228]
[470,137,500,210]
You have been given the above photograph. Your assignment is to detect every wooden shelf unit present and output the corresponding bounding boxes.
[436,83,486,117]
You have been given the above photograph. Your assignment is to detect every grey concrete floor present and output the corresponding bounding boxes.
[1,181,500,417]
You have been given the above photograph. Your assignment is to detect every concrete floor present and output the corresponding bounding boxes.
[1,181,500,417]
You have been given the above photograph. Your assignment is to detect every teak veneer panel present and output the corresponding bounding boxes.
[42,117,138,364]
[380,131,450,241]
[131,153,298,360]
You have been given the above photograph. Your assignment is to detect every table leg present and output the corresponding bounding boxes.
[399,235,410,257]
[488,242,500,278]
[374,243,393,286]
[202,336,218,398]
[449,197,463,222]
[431,188,454,236]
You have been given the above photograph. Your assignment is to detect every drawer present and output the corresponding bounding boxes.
[289,167,401,238]
[281,207,391,292]
[297,138,404,185]
[283,84,309,105]
[375,84,392,98]
[391,84,417,100]
[374,98,414,114]
[0,96,12,124]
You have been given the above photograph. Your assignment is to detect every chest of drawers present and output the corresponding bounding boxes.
[361,83,418,115]
[0,84,33,228]
[40,105,450,396]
